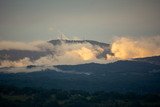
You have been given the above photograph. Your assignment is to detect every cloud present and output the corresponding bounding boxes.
[107,36,160,59]
[0,41,40,51]
[0,57,32,67]
[0,40,107,67]
[1,35,159,70]
[0,40,56,51]
[34,42,104,65]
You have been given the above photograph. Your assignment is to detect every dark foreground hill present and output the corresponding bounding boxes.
[0,56,160,93]
[0,85,160,107]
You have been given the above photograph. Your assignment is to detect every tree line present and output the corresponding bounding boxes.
[0,85,160,107]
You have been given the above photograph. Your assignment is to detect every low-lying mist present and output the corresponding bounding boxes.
[0,40,107,67]
[0,36,160,69]
[107,36,160,60]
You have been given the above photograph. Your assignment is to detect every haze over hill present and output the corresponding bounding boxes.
[0,36,160,67]
[0,36,159,94]
[0,55,160,93]
[0,39,111,67]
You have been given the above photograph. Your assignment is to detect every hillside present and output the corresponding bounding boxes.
[0,56,160,93]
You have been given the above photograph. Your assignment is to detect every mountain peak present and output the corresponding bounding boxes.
[49,39,110,47]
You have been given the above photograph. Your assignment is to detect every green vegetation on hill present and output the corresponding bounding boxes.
[0,85,160,107]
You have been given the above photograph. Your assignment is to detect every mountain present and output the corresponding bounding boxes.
[49,39,109,47]
[0,56,160,93]
[0,50,49,61]
[133,55,160,65]
[0,39,110,61]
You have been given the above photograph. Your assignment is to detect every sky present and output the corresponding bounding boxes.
[0,0,160,43]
